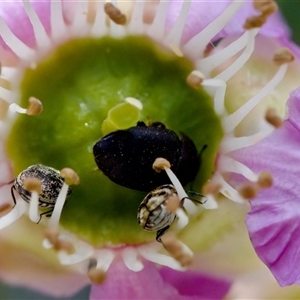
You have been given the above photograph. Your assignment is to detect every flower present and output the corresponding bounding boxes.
[0,0,299,298]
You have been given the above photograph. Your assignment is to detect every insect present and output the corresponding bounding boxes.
[137,184,205,242]
[93,121,201,191]
[11,164,72,217]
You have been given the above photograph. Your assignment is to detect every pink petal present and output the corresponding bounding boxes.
[231,88,300,286]
[90,259,231,299]
[167,1,290,44]
[158,267,231,299]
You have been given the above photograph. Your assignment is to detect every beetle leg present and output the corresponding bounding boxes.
[11,185,17,207]
[37,208,54,223]
[156,225,170,243]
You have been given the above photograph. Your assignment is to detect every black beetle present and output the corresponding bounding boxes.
[93,121,201,191]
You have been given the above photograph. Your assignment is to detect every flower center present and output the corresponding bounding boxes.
[5,36,223,246]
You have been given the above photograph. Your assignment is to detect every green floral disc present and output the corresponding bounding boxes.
[6,36,223,246]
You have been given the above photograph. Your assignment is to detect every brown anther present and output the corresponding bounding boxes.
[26,97,43,116]
[53,239,76,255]
[239,183,258,199]
[152,158,171,173]
[186,71,204,89]
[265,108,283,128]
[104,3,126,25]
[0,203,12,214]
[23,178,42,194]
[258,171,273,188]
[88,268,107,285]
[253,0,277,16]
[161,233,193,267]
[273,48,294,65]
[243,15,267,30]
[202,181,222,195]
[44,227,59,245]
[165,193,181,213]
[60,168,80,186]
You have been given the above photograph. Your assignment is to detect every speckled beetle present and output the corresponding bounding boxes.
[93,121,201,191]
[137,184,205,242]
[11,164,72,216]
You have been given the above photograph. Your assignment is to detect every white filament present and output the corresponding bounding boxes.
[50,0,67,42]
[223,63,288,133]
[121,247,144,272]
[184,0,246,59]
[28,191,40,223]
[94,249,115,272]
[9,103,27,114]
[48,183,69,228]
[90,0,107,37]
[128,0,145,34]
[0,201,27,229]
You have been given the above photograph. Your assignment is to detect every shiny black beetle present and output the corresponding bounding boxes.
[93,121,201,191]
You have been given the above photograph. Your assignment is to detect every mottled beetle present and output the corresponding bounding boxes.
[137,184,205,242]
[11,164,72,218]
[93,121,201,191]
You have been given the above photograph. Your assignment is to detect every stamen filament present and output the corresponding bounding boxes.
[0,201,27,229]
[165,0,191,49]
[218,154,258,182]
[121,247,144,272]
[197,31,249,75]
[50,0,67,42]
[48,182,69,228]
[223,62,288,133]
[94,249,115,272]
[28,191,40,223]
[128,0,145,34]
[0,16,35,60]
[184,0,246,59]
[90,0,107,37]
[147,0,169,41]
[22,0,51,49]
[139,244,184,271]
[215,28,259,82]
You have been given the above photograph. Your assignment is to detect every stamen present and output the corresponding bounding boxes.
[60,167,80,186]
[23,178,42,223]
[94,249,115,272]
[152,157,197,216]
[202,78,226,115]
[48,168,79,228]
[0,201,28,230]
[71,1,89,36]
[254,0,278,16]
[265,108,283,128]
[147,0,169,41]
[196,31,249,76]
[222,56,289,133]
[273,48,294,65]
[139,244,184,271]
[243,15,267,30]
[91,0,107,37]
[165,0,191,50]
[239,183,258,199]
[22,0,51,49]
[218,154,258,182]
[50,0,67,42]
[161,233,193,267]
[220,129,273,153]
[202,181,222,195]
[215,173,245,203]
[121,247,144,272]
[128,0,145,34]
[184,0,246,59]
[104,3,127,25]
[125,97,143,110]
[0,16,35,60]
[257,171,273,188]
[165,193,181,213]
[215,28,259,82]
[57,233,94,265]
[88,267,107,285]
[9,97,43,116]
[186,70,204,89]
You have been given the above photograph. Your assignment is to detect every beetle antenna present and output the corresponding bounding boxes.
[199,144,208,157]
[10,185,17,207]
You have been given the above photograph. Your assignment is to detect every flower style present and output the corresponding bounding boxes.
[0,0,299,299]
